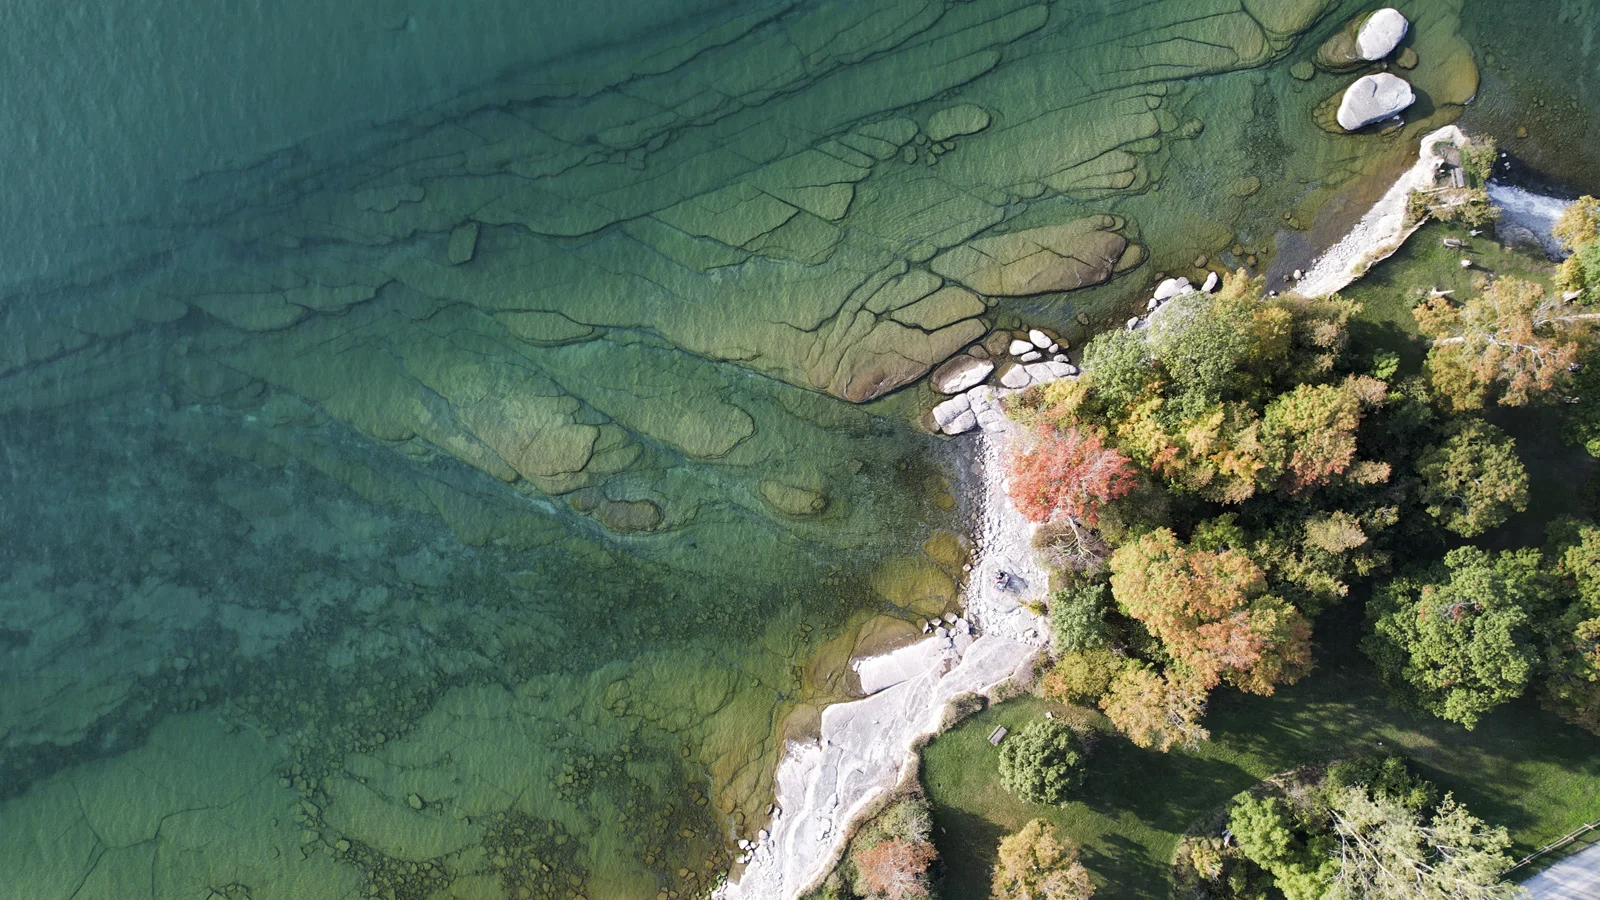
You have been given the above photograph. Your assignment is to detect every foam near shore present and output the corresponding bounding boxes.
[718,428,1050,900]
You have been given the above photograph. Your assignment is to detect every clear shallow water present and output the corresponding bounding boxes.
[0,1,1583,898]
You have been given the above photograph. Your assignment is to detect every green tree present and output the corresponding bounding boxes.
[1050,582,1109,654]
[1322,788,1517,900]
[1081,327,1156,410]
[1146,292,1258,416]
[991,819,1095,900]
[1416,420,1529,537]
[1546,525,1600,733]
[997,719,1090,806]
[1364,547,1552,728]
[1228,795,1334,900]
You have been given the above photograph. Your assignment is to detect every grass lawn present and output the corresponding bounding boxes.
[923,223,1600,899]
[924,613,1600,899]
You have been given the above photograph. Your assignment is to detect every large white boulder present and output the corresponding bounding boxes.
[929,356,994,394]
[1337,73,1415,131]
[1357,8,1409,61]
[1153,277,1186,301]
[931,394,971,429]
[1028,328,1052,349]
[1008,339,1034,357]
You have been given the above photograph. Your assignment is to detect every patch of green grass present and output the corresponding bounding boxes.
[1338,220,1557,375]
[924,617,1600,899]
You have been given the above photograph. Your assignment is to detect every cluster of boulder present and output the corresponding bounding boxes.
[1312,8,1419,132]
[1127,272,1219,331]
[928,328,1077,436]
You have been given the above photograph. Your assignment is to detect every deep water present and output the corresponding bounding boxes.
[0,1,1593,898]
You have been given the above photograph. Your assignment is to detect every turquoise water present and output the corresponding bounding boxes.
[0,1,1589,897]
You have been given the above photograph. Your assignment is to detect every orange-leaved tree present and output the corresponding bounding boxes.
[1109,528,1312,695]
[1008,423,1138,526]
[1416,276,1600,410]
[855,838,936,900]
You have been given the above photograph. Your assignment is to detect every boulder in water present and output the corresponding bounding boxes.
[1337,74,1415,131]
[929,355,994,394]
[1357,9,1408,61]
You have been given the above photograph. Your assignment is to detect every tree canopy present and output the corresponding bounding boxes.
[1416,420,1529,537]
[991,819,1095,900]
[1110,528,1312,695]
[1363,547,1552,728]
[1416,276,1600,410]
[997,719,1091,806]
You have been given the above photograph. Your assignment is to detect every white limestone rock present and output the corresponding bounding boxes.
[929,356,994,394]
[941,409,978,435]
[1153,277,1185,301]
[931,394,971,429]
[1018,350,1042,363]
[1008,339,1034,357]
[1357,8,1409,61]
[1203,271,1220,292]
[999,365,1032,389]
[1028,329,1052,349]
[1337,73,1415,131]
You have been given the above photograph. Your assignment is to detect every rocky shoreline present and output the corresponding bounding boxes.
[721,119,1511,900]
[719,422,1051,900]
[1297,125,1468,298]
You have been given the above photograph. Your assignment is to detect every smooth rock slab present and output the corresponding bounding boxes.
[925,103,992,142]
[929,355,994,394]
[1357,9,1409,61]
[1337,73,1415,131]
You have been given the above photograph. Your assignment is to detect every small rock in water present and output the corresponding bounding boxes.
[1028,329,1052,349]
[1126,316,1141,331]
[1147,297,1160,311]
[1047,343,1060,354]
[407,793,425,811]
[1019,350,1042,363]
[1008,339,1034,357]
[1203,272,1220,292]
[1051,353,1069,363]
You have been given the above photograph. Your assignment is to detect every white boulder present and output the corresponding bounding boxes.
[931,394,971,429]
[1357,8,1408,61]
[1019,350,1042,363]
[999,366,1032,389]
[929,355,994,394]
[1203,271,1220,292]
[1028,329,1052,349]
[1008,339,1034,357]
[1153,277,1185,300]
[1337,73,1415,131]
[941,409,978,435]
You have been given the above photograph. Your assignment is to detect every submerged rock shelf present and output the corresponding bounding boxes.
[0,0,1498,897]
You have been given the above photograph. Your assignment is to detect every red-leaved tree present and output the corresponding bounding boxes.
[855,838,937,900]
[1008,424,1138,526]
